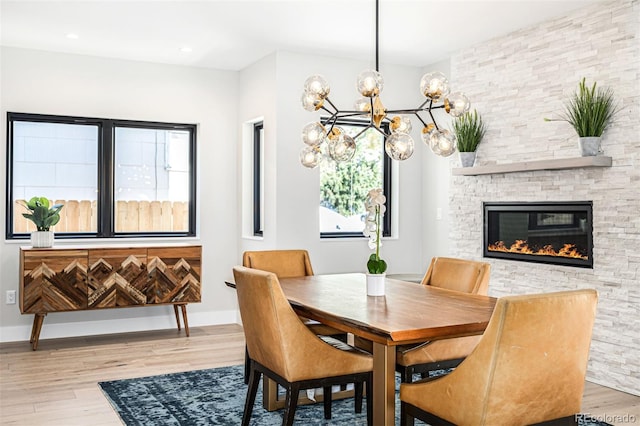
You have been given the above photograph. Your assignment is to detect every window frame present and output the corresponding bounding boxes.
[319,118,392,239]
[6,112,197,240]
[253,121,264,237]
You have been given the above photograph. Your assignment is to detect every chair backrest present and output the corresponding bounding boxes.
[232,266,370,382]
[421,257,490,295]
[403,289,598,425]
[242,250,314,278]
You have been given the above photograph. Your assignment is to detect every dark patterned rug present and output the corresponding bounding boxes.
[99,364,611,425]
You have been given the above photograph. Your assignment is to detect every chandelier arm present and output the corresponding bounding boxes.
[324,97,339,113]
[372,125,387,137]
[320,112,339,126]
[319,106,336,117]
[413,113,430,128]
[427,109,440,131]
[353,125,375,140]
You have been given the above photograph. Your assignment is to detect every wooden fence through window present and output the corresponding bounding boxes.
[13,200,188,233]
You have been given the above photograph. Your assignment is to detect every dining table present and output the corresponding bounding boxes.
[230,272,497,426]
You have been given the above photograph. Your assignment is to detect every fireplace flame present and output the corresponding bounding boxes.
[488,240,588,260]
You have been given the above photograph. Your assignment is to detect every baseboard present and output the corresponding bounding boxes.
[0,309,238,343]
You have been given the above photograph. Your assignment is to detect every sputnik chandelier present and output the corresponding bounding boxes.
[299,0,471,168]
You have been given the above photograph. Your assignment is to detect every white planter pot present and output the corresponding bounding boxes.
[578,136,602,156]
[366,273,386,296]
[31,231,54,248]
[459,151,477,167]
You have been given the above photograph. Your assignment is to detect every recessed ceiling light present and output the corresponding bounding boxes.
[66,33,79,39]
[180,46,193,53]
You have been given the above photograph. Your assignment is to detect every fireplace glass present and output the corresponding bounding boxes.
[483,202,593,268]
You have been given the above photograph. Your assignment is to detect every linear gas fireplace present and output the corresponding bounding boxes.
[483,201,593,268]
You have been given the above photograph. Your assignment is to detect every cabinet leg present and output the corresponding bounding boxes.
[30,314,46,351]
[173,305,181,332]
[181,304,190,337]
[173,304,190,337]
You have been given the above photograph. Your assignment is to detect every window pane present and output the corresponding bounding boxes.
[320,124,384,234]
[253,122,264,236]
[114,127,191,232]
[12,121,98,234]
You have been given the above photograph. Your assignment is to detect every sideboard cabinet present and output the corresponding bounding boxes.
[19,245,201,350]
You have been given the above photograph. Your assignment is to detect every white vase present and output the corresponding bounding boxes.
[578,136,602,156]
[459,151,477,167]
[366,273,386,296]
[31,231,54,248]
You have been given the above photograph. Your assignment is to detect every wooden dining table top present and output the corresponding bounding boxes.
[277,273,497,346]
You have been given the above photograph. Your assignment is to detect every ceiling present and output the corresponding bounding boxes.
[1,0,602,71]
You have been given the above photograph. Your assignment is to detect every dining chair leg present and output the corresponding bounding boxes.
[242,364,261,426]
[400,401,414,426]
[403,366,414,383]
[323,386,332,419]
[283,383,301,426]
[243,346,250,385]
[354,381,363,413]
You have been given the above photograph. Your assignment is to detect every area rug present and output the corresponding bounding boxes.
[99,364,611,425]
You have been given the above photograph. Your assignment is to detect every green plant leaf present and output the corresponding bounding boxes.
[452,110,486,152]
[367,254,387,274]
[548,77,620,137]
[20,197,64,231]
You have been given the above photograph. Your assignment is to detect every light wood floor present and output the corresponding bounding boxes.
[1,325,638,425]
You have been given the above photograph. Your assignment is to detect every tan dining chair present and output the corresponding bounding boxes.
[233,266,373,426]
[355,256,491,382]
[400,289,598,426]
[396,256,491,382]
[241,249,348,411]
[241,250,345,378]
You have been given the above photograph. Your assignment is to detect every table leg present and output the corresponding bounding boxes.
[372,342,396,426]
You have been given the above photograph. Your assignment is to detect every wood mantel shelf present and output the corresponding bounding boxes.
[452,156,612,176]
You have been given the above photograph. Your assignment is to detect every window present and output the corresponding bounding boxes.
[253,122,264,236]
[319,119,391,238]
[6,112,196,239]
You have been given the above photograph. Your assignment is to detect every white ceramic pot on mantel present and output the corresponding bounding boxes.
[31,231,54,248]
[578,136,602,157]
[366,273,386,296]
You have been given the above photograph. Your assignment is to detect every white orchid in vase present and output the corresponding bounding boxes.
[363,188,387,275]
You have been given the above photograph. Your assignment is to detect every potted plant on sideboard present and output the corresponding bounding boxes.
[545,77,620,156]
[452,110,486,167]
[21,197,64,248]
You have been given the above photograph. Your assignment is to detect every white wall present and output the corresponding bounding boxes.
[0,47,240,341]
[270,51,427,275]
[1,46,431,342]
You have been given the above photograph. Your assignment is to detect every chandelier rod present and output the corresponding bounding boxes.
[375,0,379,72]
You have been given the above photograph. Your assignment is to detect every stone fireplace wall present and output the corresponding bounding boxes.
[448,0,639,395]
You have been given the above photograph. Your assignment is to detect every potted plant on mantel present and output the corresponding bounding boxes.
[21,197,64,248]
[452,110,486,167]
[363,188,387,296]
[545,77,620,156]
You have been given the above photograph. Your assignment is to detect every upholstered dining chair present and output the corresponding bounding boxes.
[395,256,491,382]
[400,289,598,426]
[241,250,346,385]
[233,266,373,426]
[355,256,491,383]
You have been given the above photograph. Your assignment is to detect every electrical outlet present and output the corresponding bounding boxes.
[6,290,16,305]
[436,207,443,220]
